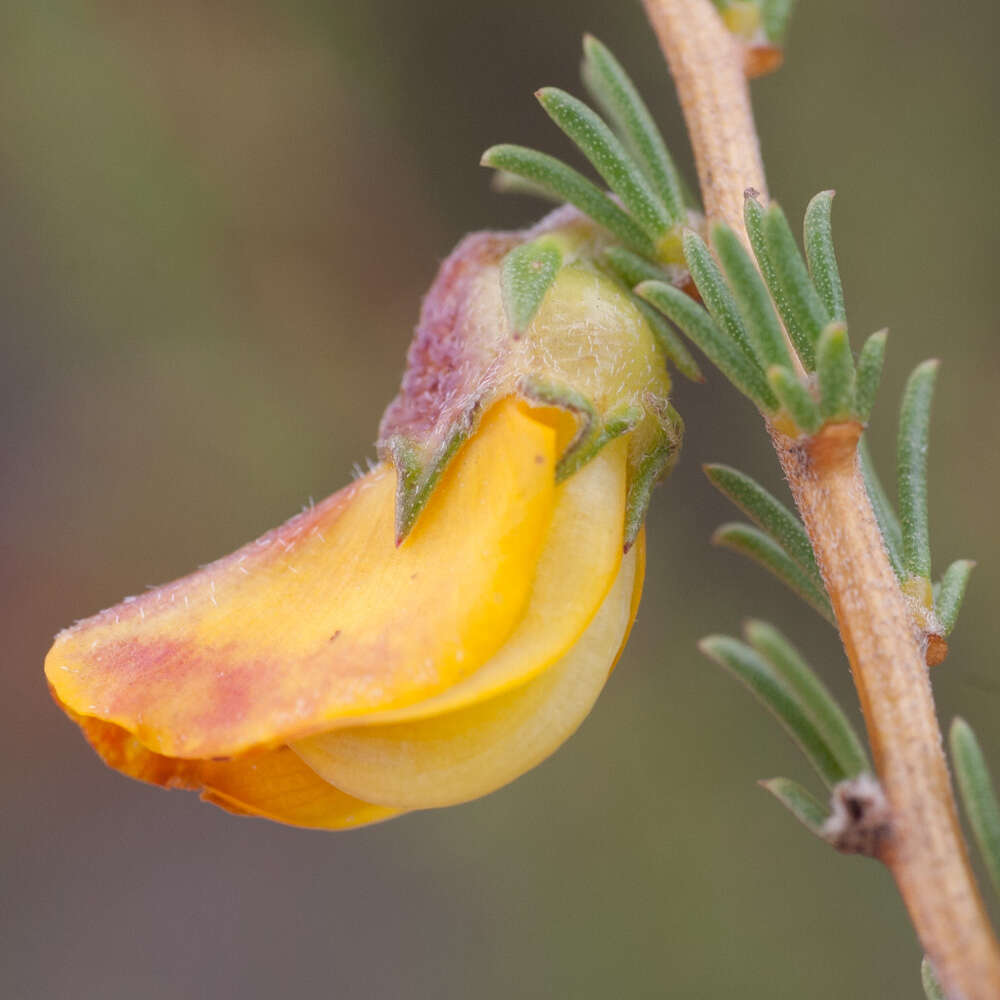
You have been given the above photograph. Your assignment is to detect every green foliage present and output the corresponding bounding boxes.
[897,360,939,583]
[759,777,827,832]
[700,622,867,786]
[710,220,792,371]
[500,238,563,335]
[803,191,846,324]
[704,463,821,589]
[602,247,704,381]
[683,229,762,368]
[935,560,975,636]
[815,323,855,421]
[762,201,828,369]
[482,145,656,257]
[921,958,945,1000]
[859,436,905,578]
[536,87,675,247]
[637,280,777,409]
[950,718,1000,899]
[760,0,797,44]
[854,329,888,423]
[484,37,695,270]
[580,35,686,224]
[744,621,869,779]
[767,365,822,433]
[712,523,834,623]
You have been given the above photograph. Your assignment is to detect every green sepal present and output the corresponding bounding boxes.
[387,422,470,544]
[710,220,793,371]
[637,279,778,411]
[763,202,829,369]
[934,559,975,636]
[803,191,846,324]
[712,522,835,624]
[760,0,797,44]
[759,777,828,834]
[623,402,683,550]
[500,237,564,335]
[745,621,870,781]
[580,35,686,225]
[767,365,822,434]
[859,435,905,579]
[854,329,888,424]
[815,322,856,421]
[897,359,939,582]
[921,958,945,1000]
[482,144,657,257]
[536,87,674,248]
[519,376,641,482]
[699,635,845,785]
[683,228,762,369]
[381,214,675,542]
[950,718,1000,899]
[704,464,822,590]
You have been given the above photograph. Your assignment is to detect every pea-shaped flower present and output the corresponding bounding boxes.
[45,210,682,829]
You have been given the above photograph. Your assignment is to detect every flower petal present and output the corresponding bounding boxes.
[62,704,400,829]
[291,537,642,808]
[46,399,557,759]
[319,435,629,729]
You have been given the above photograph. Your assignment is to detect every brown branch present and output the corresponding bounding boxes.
[641,2,1000,998]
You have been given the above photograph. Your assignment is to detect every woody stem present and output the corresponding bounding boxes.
[641,2,1000,998]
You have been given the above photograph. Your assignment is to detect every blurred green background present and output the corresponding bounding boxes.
[3,1,998,997]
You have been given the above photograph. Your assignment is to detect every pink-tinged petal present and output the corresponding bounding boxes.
[46,399,557,759]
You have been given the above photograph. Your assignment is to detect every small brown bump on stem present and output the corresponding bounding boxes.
[744,44,783,79]
[926,634,949,667]
[822,774,892,858]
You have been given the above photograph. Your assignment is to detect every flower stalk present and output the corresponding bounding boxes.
[641,0,1000,996]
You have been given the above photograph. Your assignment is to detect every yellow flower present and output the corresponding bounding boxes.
[45,211,681,829]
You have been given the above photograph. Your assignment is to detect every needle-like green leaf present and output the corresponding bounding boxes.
[859,436,905,579]
[815,322,855,421]
[536,87,673,244]
[490,170,563,203]
[712,523,835,624]
[854,329,888,423]
[637,280,777,410]
[703,464,821,586]
[683,229,761,368]
[482,144,656,257]
[500,238,563,335]
[761,0,797,44]
[803,190,846,324]
[763,203,830,369]
[950,718,1000,898]
[921,958,945,1000]
[897,360,939,582]
[603,245,671,286]
[635,300,705,382]
[711,220,793,371]
[745,621,870,780]
[699,636,844,784]
[935,559,975,636]
[759,777,828,833]
[600,251,705,380]
[580,36,686,224]
[767,365,822,434]
[744,192,781,306]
